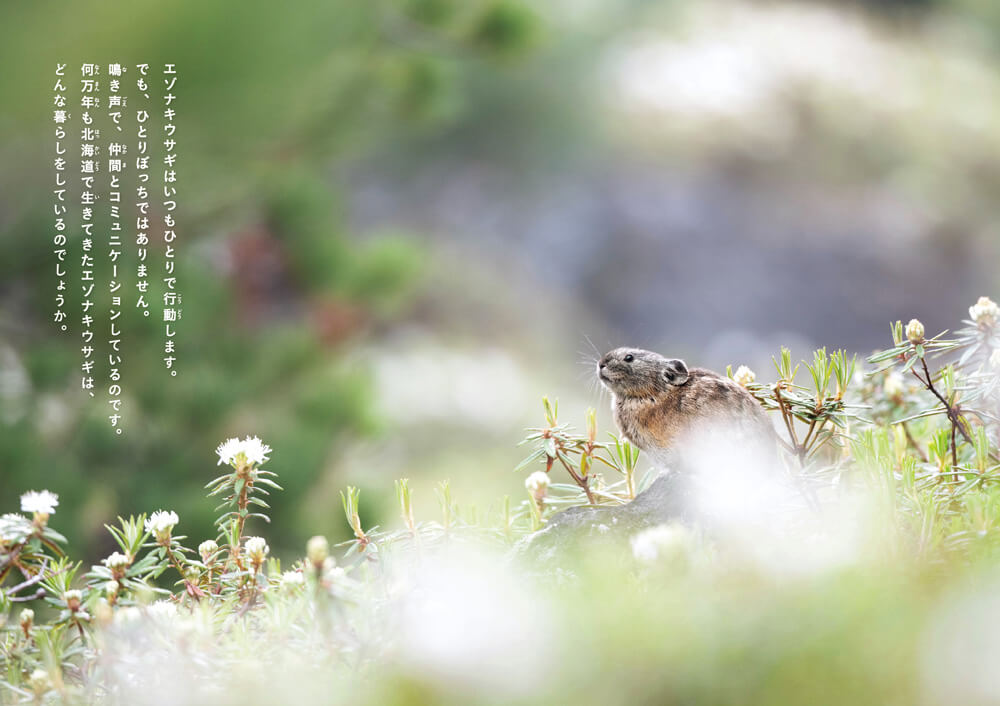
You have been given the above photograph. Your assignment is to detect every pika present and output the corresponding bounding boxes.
[597,347,772,468]
[517,348,776,557]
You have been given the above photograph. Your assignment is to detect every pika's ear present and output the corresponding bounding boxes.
[662,359,689,385]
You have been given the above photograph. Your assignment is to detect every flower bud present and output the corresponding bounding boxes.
[64,589,83,612]
[27,669,51,696]
[905,319,925,344]
[19,608,34,635]
[144,510,179,545]
[244,536,269,567]
[105,580,120,596]
[306,535,329,566]
[280,570,304,588]
[198,539,219,564]
[970,296,1000,328]
[102,551,131,578]
[733,365,756,387]
[525,471,550,501]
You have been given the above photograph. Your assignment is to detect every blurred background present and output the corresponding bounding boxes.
[0,0,998,561]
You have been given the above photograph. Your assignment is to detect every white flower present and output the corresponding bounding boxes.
[324,564,346,583]
[216,435,271,466]
[733,365,756,387]
[144,510,179,543]
[146,600,177,621]
[883,371,905,399]
[64,589,83,610]
[905,319,925,344]
[198,539,219,562]
[525,471,550,495]
[115,606,142,625]
[215,437,241,465]
[20,490,58,516]
[19,608,34,630]
[102,552,130,571]
[280,570,304,587]
[27,669,51,696]
[241,436,271,465]
[105,580,120,595]
[244,536,269,563]
[969,296,1000,327]
[630,524,693,564]
[0,513,30,544]
[306,535,329,565]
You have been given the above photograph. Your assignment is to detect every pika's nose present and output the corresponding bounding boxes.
[598,355,610,369]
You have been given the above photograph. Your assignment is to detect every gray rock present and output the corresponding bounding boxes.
[514,473,690,560]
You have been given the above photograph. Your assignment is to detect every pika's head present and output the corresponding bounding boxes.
[597,347,689,398]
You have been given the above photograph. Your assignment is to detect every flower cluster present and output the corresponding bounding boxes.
[0,512,31,545]
[20,489,58,523]
[733,365,756,387]
[102,551,131,579]
[145,510,179,544]
[969,296,999,327]
[199,539,220,563]
[244,536,269,569]
[216,435,272,467]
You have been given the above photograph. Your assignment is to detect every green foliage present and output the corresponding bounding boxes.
[472,1,539,57]
[0,0,539,564]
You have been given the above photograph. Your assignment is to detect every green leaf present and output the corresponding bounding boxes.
[514,448,545,472]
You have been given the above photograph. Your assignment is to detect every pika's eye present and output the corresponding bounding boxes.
[623,354,634,363]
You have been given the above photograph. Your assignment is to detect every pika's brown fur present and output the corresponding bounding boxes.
[597,347,772,467]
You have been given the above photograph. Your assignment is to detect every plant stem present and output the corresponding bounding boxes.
[557,455,596,504]
[901,423,929,463]
[774,385,800,450]
[911,359,972,482]
[228,475,251,566]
